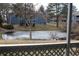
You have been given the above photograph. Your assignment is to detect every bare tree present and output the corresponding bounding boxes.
[12,3,36,39]
[0,3,10,21]
[24,3,35,40]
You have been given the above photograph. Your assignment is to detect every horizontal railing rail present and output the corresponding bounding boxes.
[0,43,79,56]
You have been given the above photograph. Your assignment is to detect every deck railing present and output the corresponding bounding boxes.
[0,42,79,56]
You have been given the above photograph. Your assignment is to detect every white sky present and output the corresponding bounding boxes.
[34,3,79,11]
[73,3,79,11]
[33,3,48,10]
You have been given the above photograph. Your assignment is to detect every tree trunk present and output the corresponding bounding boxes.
[56,15,59,28]
[29,19,32,40]
[56,3,59,28]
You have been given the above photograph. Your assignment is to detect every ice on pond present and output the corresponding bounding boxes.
[2,31,67,40]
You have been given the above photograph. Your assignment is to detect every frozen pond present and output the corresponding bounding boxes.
[2,31,67,40]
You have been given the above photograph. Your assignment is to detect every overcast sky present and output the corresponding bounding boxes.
[73,3,79,11]
[34,3,79,11]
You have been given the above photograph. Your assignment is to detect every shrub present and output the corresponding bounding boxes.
[2,25,14,30]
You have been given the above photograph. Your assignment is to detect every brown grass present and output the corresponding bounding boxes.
[0,39,79,45]
[14,23,65,31]
[0,39,64,44]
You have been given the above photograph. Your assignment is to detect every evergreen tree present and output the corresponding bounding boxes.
[46,3,63,28]
[38,5,45,14]
[61,4,77,19]
[61,4,68,18]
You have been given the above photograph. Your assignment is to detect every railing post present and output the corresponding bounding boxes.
[66,3,72,56]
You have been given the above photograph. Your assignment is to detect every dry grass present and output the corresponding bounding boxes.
[0,39,79,45]
[72,26,79,33]
[0,39,64,44]
[14,23,65,31]
[71,24,79,40]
